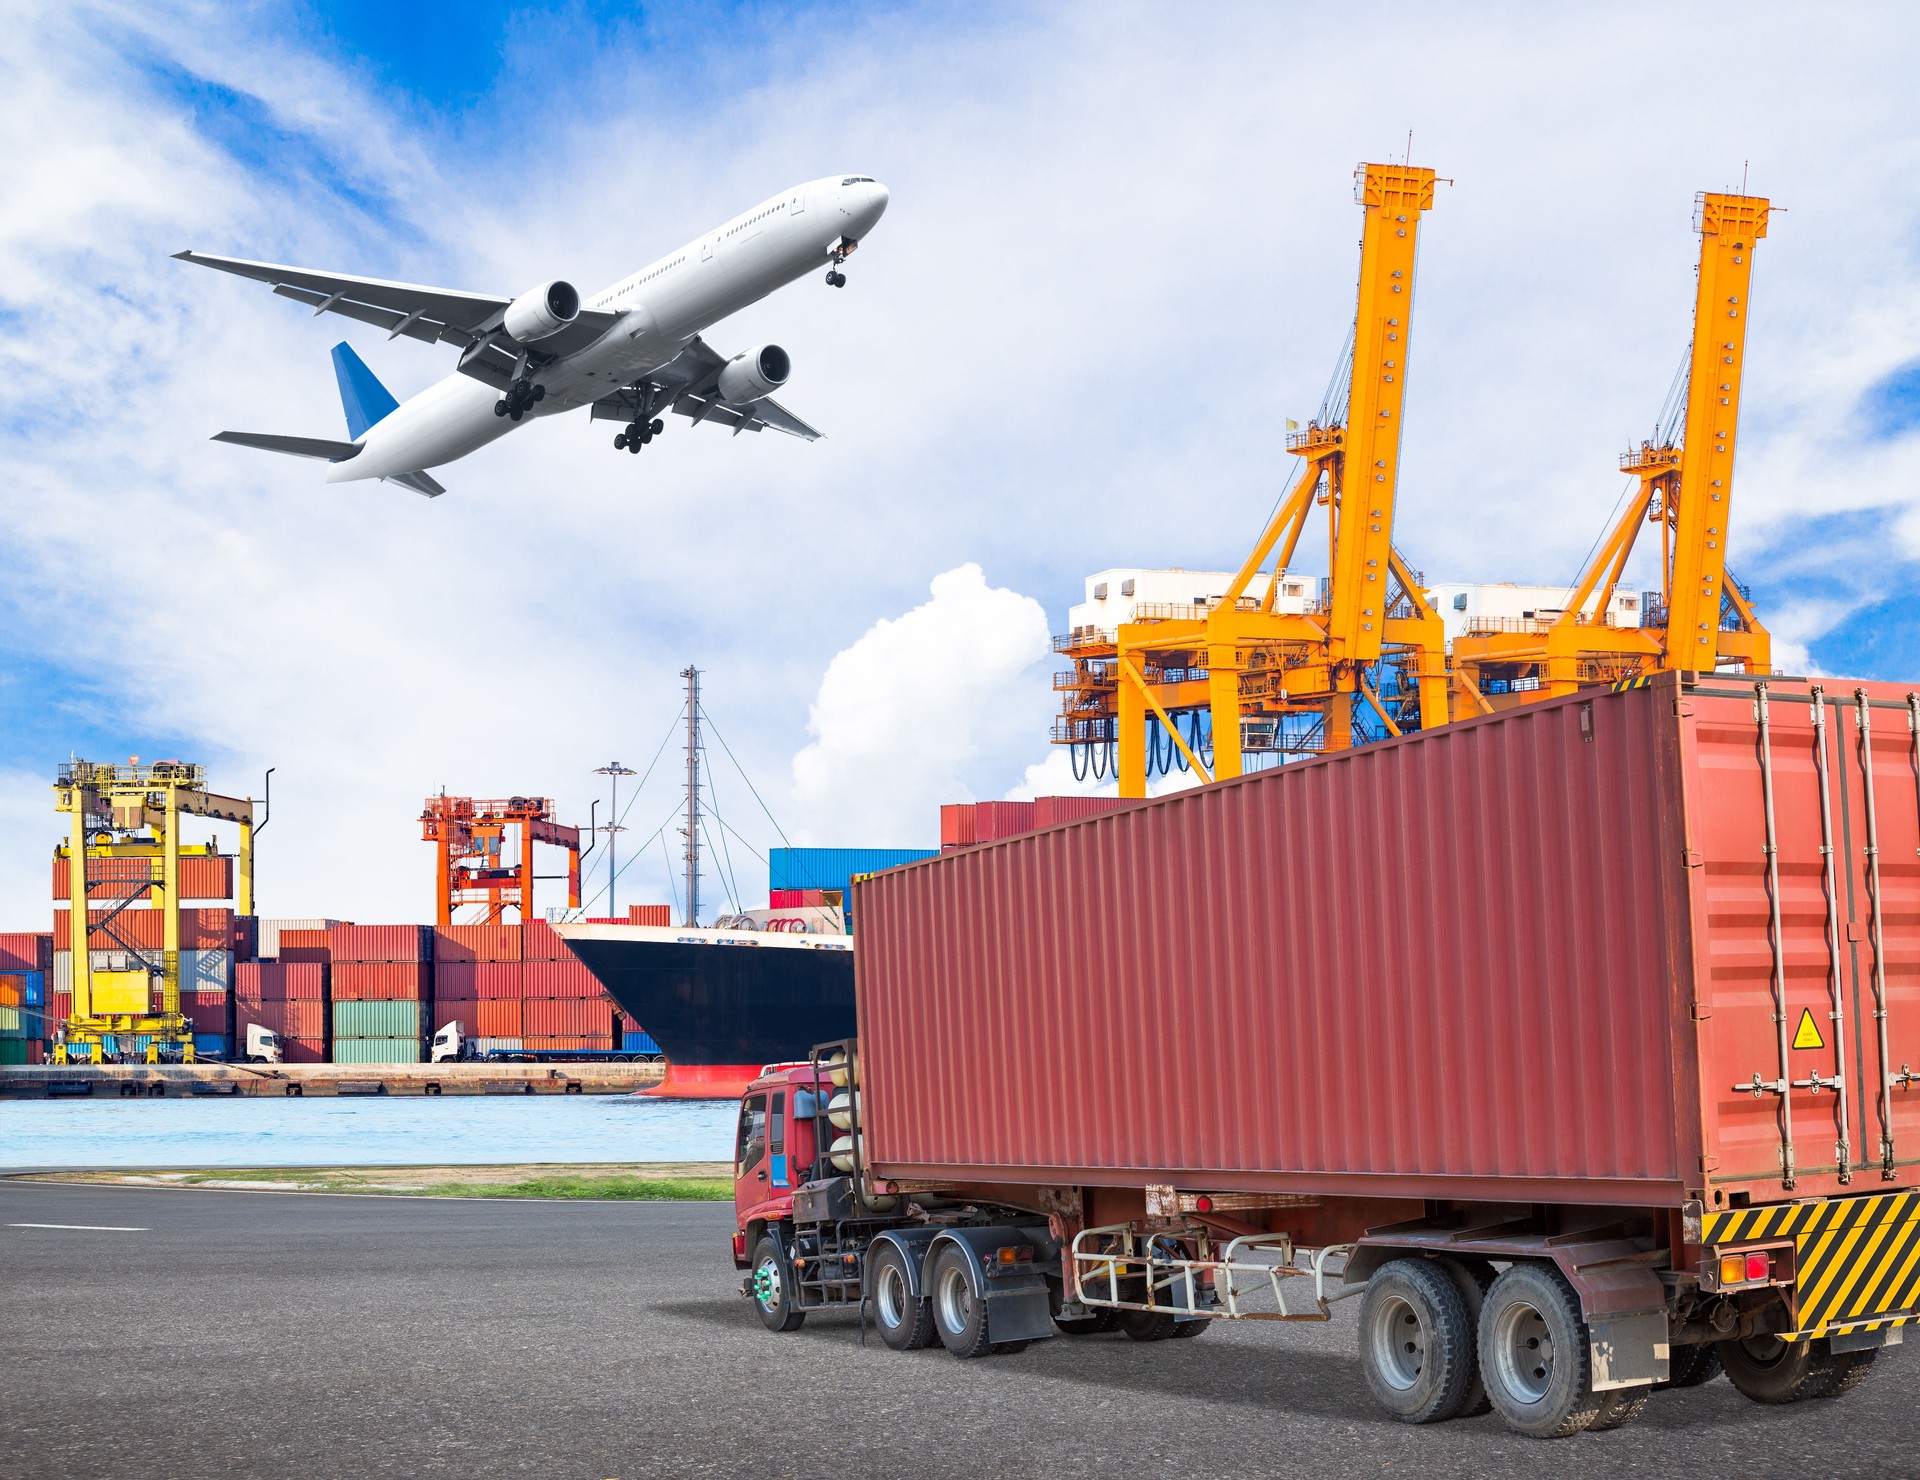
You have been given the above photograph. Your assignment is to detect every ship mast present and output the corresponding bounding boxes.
[681,665,701,927]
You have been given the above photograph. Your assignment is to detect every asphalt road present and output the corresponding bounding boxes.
[2,1182,1912,1480]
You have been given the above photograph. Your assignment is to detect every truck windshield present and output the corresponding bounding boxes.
[736,1093,767,1176]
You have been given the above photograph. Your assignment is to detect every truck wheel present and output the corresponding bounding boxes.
[1054,1309,1118,1335]
[1170,1317,1211,1338]
[1657,1342,1721,1389]
[1718,1334,1845,1404]
[1587,1385,1651,1431]
[1441,1257,1495,1417]
[1822,1347,1879,1398]
[930,1246,993,1358]
[870,1243,934,1351]
[1357,1258,1476,1423]
[1477,1263,1602,1437]
[1118,1308,1180,1341]
[750,1236,805,1333]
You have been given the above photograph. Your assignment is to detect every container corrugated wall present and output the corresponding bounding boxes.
[856,679,1694,1205]
[770,847,939,899]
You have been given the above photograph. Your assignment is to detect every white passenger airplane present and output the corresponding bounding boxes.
[176,174,890,496]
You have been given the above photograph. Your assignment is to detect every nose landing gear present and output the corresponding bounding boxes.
[825,236,857,288]
[613,418,666,454]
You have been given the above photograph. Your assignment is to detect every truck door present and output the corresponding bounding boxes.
[734,1092,769,1224]
[767,1091,790,1193]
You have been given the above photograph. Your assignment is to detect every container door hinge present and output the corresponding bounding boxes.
[1690,1002,1712,1021]
[1675,700,1695,717]
[1697,1155,1719,1173]
[1683,849,1705,868]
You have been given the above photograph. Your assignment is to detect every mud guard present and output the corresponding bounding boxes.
[928,1227,1057,1345]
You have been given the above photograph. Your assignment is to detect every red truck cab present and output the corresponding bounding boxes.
[730,1063,822,1268]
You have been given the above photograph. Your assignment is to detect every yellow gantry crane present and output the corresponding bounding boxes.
[1450,191,1772,706]
[52,759,258,1065]
[1053,162,1449,796]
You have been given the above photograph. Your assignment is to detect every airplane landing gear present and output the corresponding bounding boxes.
[614,418,665,454]
[495,379,546,421]
[825,236,856,288]
[825,269,846,288]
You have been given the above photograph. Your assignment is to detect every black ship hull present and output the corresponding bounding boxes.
[561,926,855,1097]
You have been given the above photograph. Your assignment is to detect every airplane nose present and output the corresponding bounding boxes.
[852,181,889,233]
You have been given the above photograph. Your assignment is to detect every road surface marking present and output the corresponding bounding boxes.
[9,1222,149,1231]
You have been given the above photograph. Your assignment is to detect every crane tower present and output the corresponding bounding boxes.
[421,793,581,926]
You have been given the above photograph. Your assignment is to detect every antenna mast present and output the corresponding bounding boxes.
[681,665,701,927]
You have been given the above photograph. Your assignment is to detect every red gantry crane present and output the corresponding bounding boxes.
[421,793,581,926]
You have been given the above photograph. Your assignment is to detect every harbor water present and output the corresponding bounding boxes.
[2,1094,737,1169]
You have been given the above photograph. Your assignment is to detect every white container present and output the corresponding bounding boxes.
[257,918,337,958]
[181,949,231,993]
[473,1037,524,1054]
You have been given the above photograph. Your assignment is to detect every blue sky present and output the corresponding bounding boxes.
[2,1,1919,925]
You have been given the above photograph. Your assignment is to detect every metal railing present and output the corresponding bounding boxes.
[1071,1222,1360,1324]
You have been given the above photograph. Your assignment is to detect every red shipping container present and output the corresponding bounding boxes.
[0,932,53,973]
[522,960,599,998]
[521,997,613,1037]
[939,802,978,849]
[53,853,234,903]
[236,962,328,1002]
[627,904,672,927]
[330,962,428,1002]
[433,925,521,963]
[275,928,333,964]
[1031,795,1130,829]
[238,997,325,1042]
[476,962,524,1000]
[432,999,474,1034]
[970,800,1036,842]
[521,920,571,961]
[329,924,429,963]
[434,962,478,1000]
[50,907,236,952]
[181,991,229,1033]
[280,1036,326,1064]
[856,673,1920,1213]
[477,999,523,1038]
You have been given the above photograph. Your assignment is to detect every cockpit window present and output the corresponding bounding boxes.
[841,176,875,185]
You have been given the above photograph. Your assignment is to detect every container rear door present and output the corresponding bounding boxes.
[1689,680,1920,1204]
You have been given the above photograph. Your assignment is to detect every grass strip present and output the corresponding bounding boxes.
[432,1175,732,1201]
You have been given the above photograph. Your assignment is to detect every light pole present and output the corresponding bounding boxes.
[592,761,634,918]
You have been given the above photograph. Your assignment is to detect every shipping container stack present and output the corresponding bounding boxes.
[431,921,631,1056]
[325,925,432,1064]
[0,931,52,1064]
[234,961,328,1062]
[938,795,1130,852]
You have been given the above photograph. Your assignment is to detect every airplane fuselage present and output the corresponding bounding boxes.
[327,175,889,482]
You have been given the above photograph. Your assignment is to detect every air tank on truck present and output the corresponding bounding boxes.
[731,673,1919,1438]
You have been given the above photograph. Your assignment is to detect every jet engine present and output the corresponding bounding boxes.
[503,280,581,343]
[717,344,791,403]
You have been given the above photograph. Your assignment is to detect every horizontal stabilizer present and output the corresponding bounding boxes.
[388,470,446,498]
[212,431,361,461]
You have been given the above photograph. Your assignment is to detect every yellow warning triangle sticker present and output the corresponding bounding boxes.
[1792,1008,1825,1051]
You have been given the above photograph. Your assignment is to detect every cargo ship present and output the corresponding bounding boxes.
[558,905,854,1099]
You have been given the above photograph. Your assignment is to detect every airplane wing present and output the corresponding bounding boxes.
[589,337,823,442]
[212,431,360,460]
[172,252,622,366]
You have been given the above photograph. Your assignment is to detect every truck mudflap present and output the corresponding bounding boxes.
[1704,1190,1920,1340]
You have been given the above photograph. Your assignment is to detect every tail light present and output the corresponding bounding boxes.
[1709,1243,1787,1290]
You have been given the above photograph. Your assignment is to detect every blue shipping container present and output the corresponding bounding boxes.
[621,1030,661,1055]
[20,970,44,1006]
[769,847,937,908]
[194,1034,228,1058]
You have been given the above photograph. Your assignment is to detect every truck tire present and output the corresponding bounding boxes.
[1822,1347,1879,1398]
[1657,1342,1721,1389]
[1118,1308,1180,1341]
[1477,1262,1602,1438]
[930,1245,993,1358]
[1054,1308,1118,1336]
[1719,1334,1852,1404]
[1587,1385,1651,1431]
[870,1242,935,1351]
[750,1235,805,1333]
[1357,1258,1477,1423]
[1170,1317,1211,1338]
[1441,1256,1495,1418]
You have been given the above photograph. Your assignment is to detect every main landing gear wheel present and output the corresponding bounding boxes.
[1718,1334,1874,1404]
[1357,1258,1477,1424]
[930,1246,993,1358]
[870,1243,934,1352]
[1477,1263,1602,1438]
[749,1235,804,1333]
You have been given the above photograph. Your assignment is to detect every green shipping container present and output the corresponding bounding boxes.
[331,1000,421,1039]
[330,1036,422,1065]
[0,1039,29,1064]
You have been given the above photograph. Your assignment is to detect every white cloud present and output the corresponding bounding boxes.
[791,565,1052,840]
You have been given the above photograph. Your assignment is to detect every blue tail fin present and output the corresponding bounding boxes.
[331,342,400,440]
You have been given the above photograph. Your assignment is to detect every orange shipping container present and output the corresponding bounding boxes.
[521,997,613,1037]
[522,960,599,998]
[477,999,523,1038]
[330,962,428,1002]
[53,853,233,902]
[521,921,571,961]
[475,962,523,999]
[275,928,333,964]
[432,925,521,963]
[626,905,672,927]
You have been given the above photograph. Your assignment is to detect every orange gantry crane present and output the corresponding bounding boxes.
[421,793,581,926]
[1450,191,1772,707]
[1052,162,1449,796]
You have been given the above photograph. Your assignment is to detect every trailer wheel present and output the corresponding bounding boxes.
[930,1245,993,1358]
[1477,1263,1602,1437]
[1357,1258,1477,1423]
[1718,1334,1853,1404]
[1440,1257,1495,1418]
[1656,1342,1721,1389]
[1118,1308,1180,1342]
[1053,1309,1118,1336]
[750,1236,805,1333]
[1170,1317,1211,1338]
[871,1243,934,1351]
[1587,1385,1651,1431]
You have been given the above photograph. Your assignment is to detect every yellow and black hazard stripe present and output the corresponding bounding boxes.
[1608,675,1653,693]
[1703,1190,1920,1338]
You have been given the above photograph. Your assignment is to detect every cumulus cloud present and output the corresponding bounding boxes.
[790,565,1052,840]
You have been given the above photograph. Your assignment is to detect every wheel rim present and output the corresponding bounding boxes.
[937,1263,973,1333]
[877,1262,907,1328]
[1738,1334,1790,1370]
[1367,1294,1427,1391]
[755,1255,783,1313]
[1491,1298,1555,1404]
